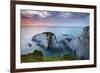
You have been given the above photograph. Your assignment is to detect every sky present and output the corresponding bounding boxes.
[21,9,90,27]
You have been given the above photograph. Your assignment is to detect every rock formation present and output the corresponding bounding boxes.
[69,26,89,59]
[30,26,89,59]
[32,32,59,51]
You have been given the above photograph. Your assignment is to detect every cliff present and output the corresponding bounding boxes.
[30,26,89,59]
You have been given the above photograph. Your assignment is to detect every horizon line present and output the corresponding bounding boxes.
[21,25,89,28]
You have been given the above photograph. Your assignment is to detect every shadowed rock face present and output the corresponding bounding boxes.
[42,32,57,50]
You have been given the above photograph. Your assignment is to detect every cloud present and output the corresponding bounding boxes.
[21,10,51,18]
[59,12,73,18]
[21,10,89,27]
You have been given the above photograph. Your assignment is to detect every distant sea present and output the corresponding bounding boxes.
[21,26,83,55]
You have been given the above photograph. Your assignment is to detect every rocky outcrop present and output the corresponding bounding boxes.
[30,26,89,59]
[32,32,59,51]
[69,26,89,59]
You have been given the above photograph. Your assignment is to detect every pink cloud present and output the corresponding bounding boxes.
[21,18,33,25]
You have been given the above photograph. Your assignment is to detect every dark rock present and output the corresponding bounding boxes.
[27,43,32,47]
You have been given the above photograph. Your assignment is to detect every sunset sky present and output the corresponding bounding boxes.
[21,10,89,27]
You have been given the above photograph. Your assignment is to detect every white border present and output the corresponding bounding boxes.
[16,4,94,69]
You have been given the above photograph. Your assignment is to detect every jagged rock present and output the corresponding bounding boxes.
[30,26,89,59]
[32,32,74,51]
[32,32,59,51]
[69,26,89,59]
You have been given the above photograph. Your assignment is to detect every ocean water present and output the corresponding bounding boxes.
[21,26,83,55]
